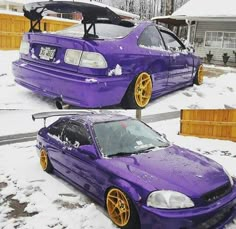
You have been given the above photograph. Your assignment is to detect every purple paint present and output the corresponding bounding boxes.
[36,113,236,228]
[13,22,201,108]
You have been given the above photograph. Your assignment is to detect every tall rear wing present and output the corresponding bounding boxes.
[23,0,121,38]
[32,110,97,127]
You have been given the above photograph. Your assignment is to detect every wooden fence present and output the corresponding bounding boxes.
[180,109,236,142]
[0,12,76,50]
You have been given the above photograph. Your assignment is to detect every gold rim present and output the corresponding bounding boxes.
[40,149,48,171]
[134,72,152,108]
[198,65,204,84]
[106,188,130,227]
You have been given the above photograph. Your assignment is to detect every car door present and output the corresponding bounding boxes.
[61,121,99,194]
[138,25,170,96]
[46,119,69,174]
[160,30,194,87]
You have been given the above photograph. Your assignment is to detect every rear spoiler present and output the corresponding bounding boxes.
[32,110,97,127]
[23,0,121,37]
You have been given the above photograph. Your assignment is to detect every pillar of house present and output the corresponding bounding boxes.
[186,19,192,45]
[6,3,10,11]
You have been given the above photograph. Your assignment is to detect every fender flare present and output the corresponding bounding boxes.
[105,178,141,203]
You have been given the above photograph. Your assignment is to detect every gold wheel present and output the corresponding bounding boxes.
[40,149,48,171]
[106,188,130,227]
[134,72,152,108]
[198,65,204,84]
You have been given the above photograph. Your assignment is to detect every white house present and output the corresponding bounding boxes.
[152,0,236,66]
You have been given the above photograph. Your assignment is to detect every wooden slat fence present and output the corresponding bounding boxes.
[180,109,236,142]
[0,13,76,50]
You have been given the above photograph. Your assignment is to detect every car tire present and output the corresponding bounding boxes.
[106,188,140,229]
[122,72,152,109]
[40,149,53,173]
[194,65,204,85]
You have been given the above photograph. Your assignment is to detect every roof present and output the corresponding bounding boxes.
[152,0,236,22]
[69,113,130,124]
[1,0,140,19]
[173,0,236,18]
[32,111,131,126]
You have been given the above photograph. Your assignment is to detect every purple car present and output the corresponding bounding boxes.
[13,1,203,109]
[33,111,236,229]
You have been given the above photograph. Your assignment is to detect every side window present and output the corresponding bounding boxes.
[62,122,91,148]
[138,26,165,50]
[47,119,67,138]
[161,31,185,51]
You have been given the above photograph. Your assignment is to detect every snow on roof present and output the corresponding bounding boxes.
[172,0,236,18]
[1,0,140,19]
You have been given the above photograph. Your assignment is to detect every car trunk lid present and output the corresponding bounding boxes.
[21,33,85,73]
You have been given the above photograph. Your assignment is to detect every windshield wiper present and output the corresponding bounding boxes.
[135,146,156,154]
[136,144,169,154]
[107,152,134,157]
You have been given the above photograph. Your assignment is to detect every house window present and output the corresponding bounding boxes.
[205,31,236,49]
[223,32,236,49]
[205,32,223,48]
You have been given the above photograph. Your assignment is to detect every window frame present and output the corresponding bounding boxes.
[160,29,186,51]
[204,31,236,49]
[47,119,68,141]
[138,25,166,51]
[62,121,92,147]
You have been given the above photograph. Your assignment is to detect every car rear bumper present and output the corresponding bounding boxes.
[12,59,132,108]
[138,184,236,229]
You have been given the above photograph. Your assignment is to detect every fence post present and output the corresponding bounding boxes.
[136,109,142,120]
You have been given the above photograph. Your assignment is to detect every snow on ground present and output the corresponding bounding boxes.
[0,110,41,136]
[0,51,56,110]
[0,141,117,229]
[1,51,236,111]
[144,72,236,115]
[0,118,236,228]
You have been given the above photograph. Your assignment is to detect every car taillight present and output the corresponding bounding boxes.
[79,51,107,69]
[19,40,30,55]
[64,49,107,69]
[64,49,82,66]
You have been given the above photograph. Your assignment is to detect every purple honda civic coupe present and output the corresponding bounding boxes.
[12,1,203,109]
[33,111,236,229]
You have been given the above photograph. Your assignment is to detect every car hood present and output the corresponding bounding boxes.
[106,145,229,197]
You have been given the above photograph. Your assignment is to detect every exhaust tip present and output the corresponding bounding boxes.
[55,99,70,110]
[55,100,63,110]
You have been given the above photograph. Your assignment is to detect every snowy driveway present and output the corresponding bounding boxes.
[0,119,236,229]
[1,50,236,111]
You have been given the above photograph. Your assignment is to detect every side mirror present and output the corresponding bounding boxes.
[160,133,169,143]
[79,145,98,159]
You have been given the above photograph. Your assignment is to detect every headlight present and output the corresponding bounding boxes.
[64,49,82,66]
[223,168,234,186]
[19,40,30,55]
[147,190,194,209]
[79,51,107,69]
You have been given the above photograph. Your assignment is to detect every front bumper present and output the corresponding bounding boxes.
[138,184,236,229]
[12,59,132,108]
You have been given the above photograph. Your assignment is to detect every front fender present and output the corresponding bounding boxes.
[111,178,141,202]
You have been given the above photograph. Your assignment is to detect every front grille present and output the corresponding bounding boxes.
[196,207,233,229]
[203,182,232,203]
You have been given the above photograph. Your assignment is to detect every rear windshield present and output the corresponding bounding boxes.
[56,23,135,39]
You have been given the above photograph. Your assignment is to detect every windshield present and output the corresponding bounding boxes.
[56,23,135,39]
[93,119,169,157]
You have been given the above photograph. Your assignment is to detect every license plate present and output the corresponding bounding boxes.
[39,47,56,61]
